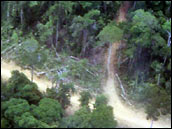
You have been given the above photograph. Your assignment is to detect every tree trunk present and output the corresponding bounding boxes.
[135,71,138,89]
[163,56,167,65]
[150,119,154,128]
[115,73,126,96]
[117,52,121,68]
[7,2,10,20]
[132,1,136,9]
[129,58,134,72]
[103,2,107,13]
[157,74,160,86]
[31,65,34,82]
[20,7,23,25]
[167,31,171,47]
[80,29,88,57]
[55,21,59,50]
[51,33,59,58]
[120,57,129,65]
[107,43,112,75]
[156,56,167,86]
[50,33,54,51]
[115,73,132,105]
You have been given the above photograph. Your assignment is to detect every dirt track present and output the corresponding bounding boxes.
[103,1,171,128]
[1,57,171,128]
[1,1,171,128]
[104,43,171,128]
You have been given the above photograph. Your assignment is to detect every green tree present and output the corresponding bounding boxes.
[97,22,123,46]
[56,82,75,108]
[19,38,47,81]
[14,112,50,128]
[145,104,159,121]
[1,118,10,128]
[162,19,171,47]
[6,70,42,104]
[90,104,117,128]
[2,98,31,127]
[11,30,19,43]
[46,81,75,109]
[79,91,92,107]
[42,1,74,53]
[69,9,100,56]
[60,106,92,128]
[6,70,30,98]
[94,94,108,108]
[1,78,9,101]
[123,9,165,75]
[32,98,63,126]
[1,98,53,128]
[15,84,42,104]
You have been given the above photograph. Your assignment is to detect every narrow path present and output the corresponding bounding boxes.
[103,1,171,128]
[1,60,95,116]
[1,58,171,128]
[1,60,52,92]
[104,43,171,128]
[1,1,171,128]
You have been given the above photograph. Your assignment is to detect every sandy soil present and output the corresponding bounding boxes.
[1,1,171,128]
[1,60,52,92]
[102,1,171,128]
[104,43,171,128]
[1,60,95,116]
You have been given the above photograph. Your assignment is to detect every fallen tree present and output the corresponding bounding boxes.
[115,73,132,105]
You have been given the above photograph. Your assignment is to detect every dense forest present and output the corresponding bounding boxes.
[1,1,171,128]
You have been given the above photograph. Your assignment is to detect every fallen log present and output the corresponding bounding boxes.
[1,43,17,55]
[115,73,126,96]
[85,68,97,77]
[70,56,80,61]
[120,94,132,106]
[115,73,132,105]
[120,57,129,65]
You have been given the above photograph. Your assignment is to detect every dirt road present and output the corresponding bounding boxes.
[103,1,171,128]
[1,1,171,128]
[104,43,171,128]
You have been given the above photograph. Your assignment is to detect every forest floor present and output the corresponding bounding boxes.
[1,1,171,128]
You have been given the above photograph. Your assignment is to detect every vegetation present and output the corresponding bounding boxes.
[1,1,109,94]
[1,1,171,128]
[1,71,64,128]
[1,71,117,128]
[46,81,75,109]
[61,94,117,128]
[79,91,92,107]
[94,94,108,108]
[120,2,171,120]
[97,22,123,46]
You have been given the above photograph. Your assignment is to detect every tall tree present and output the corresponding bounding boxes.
[19,38,47,81]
